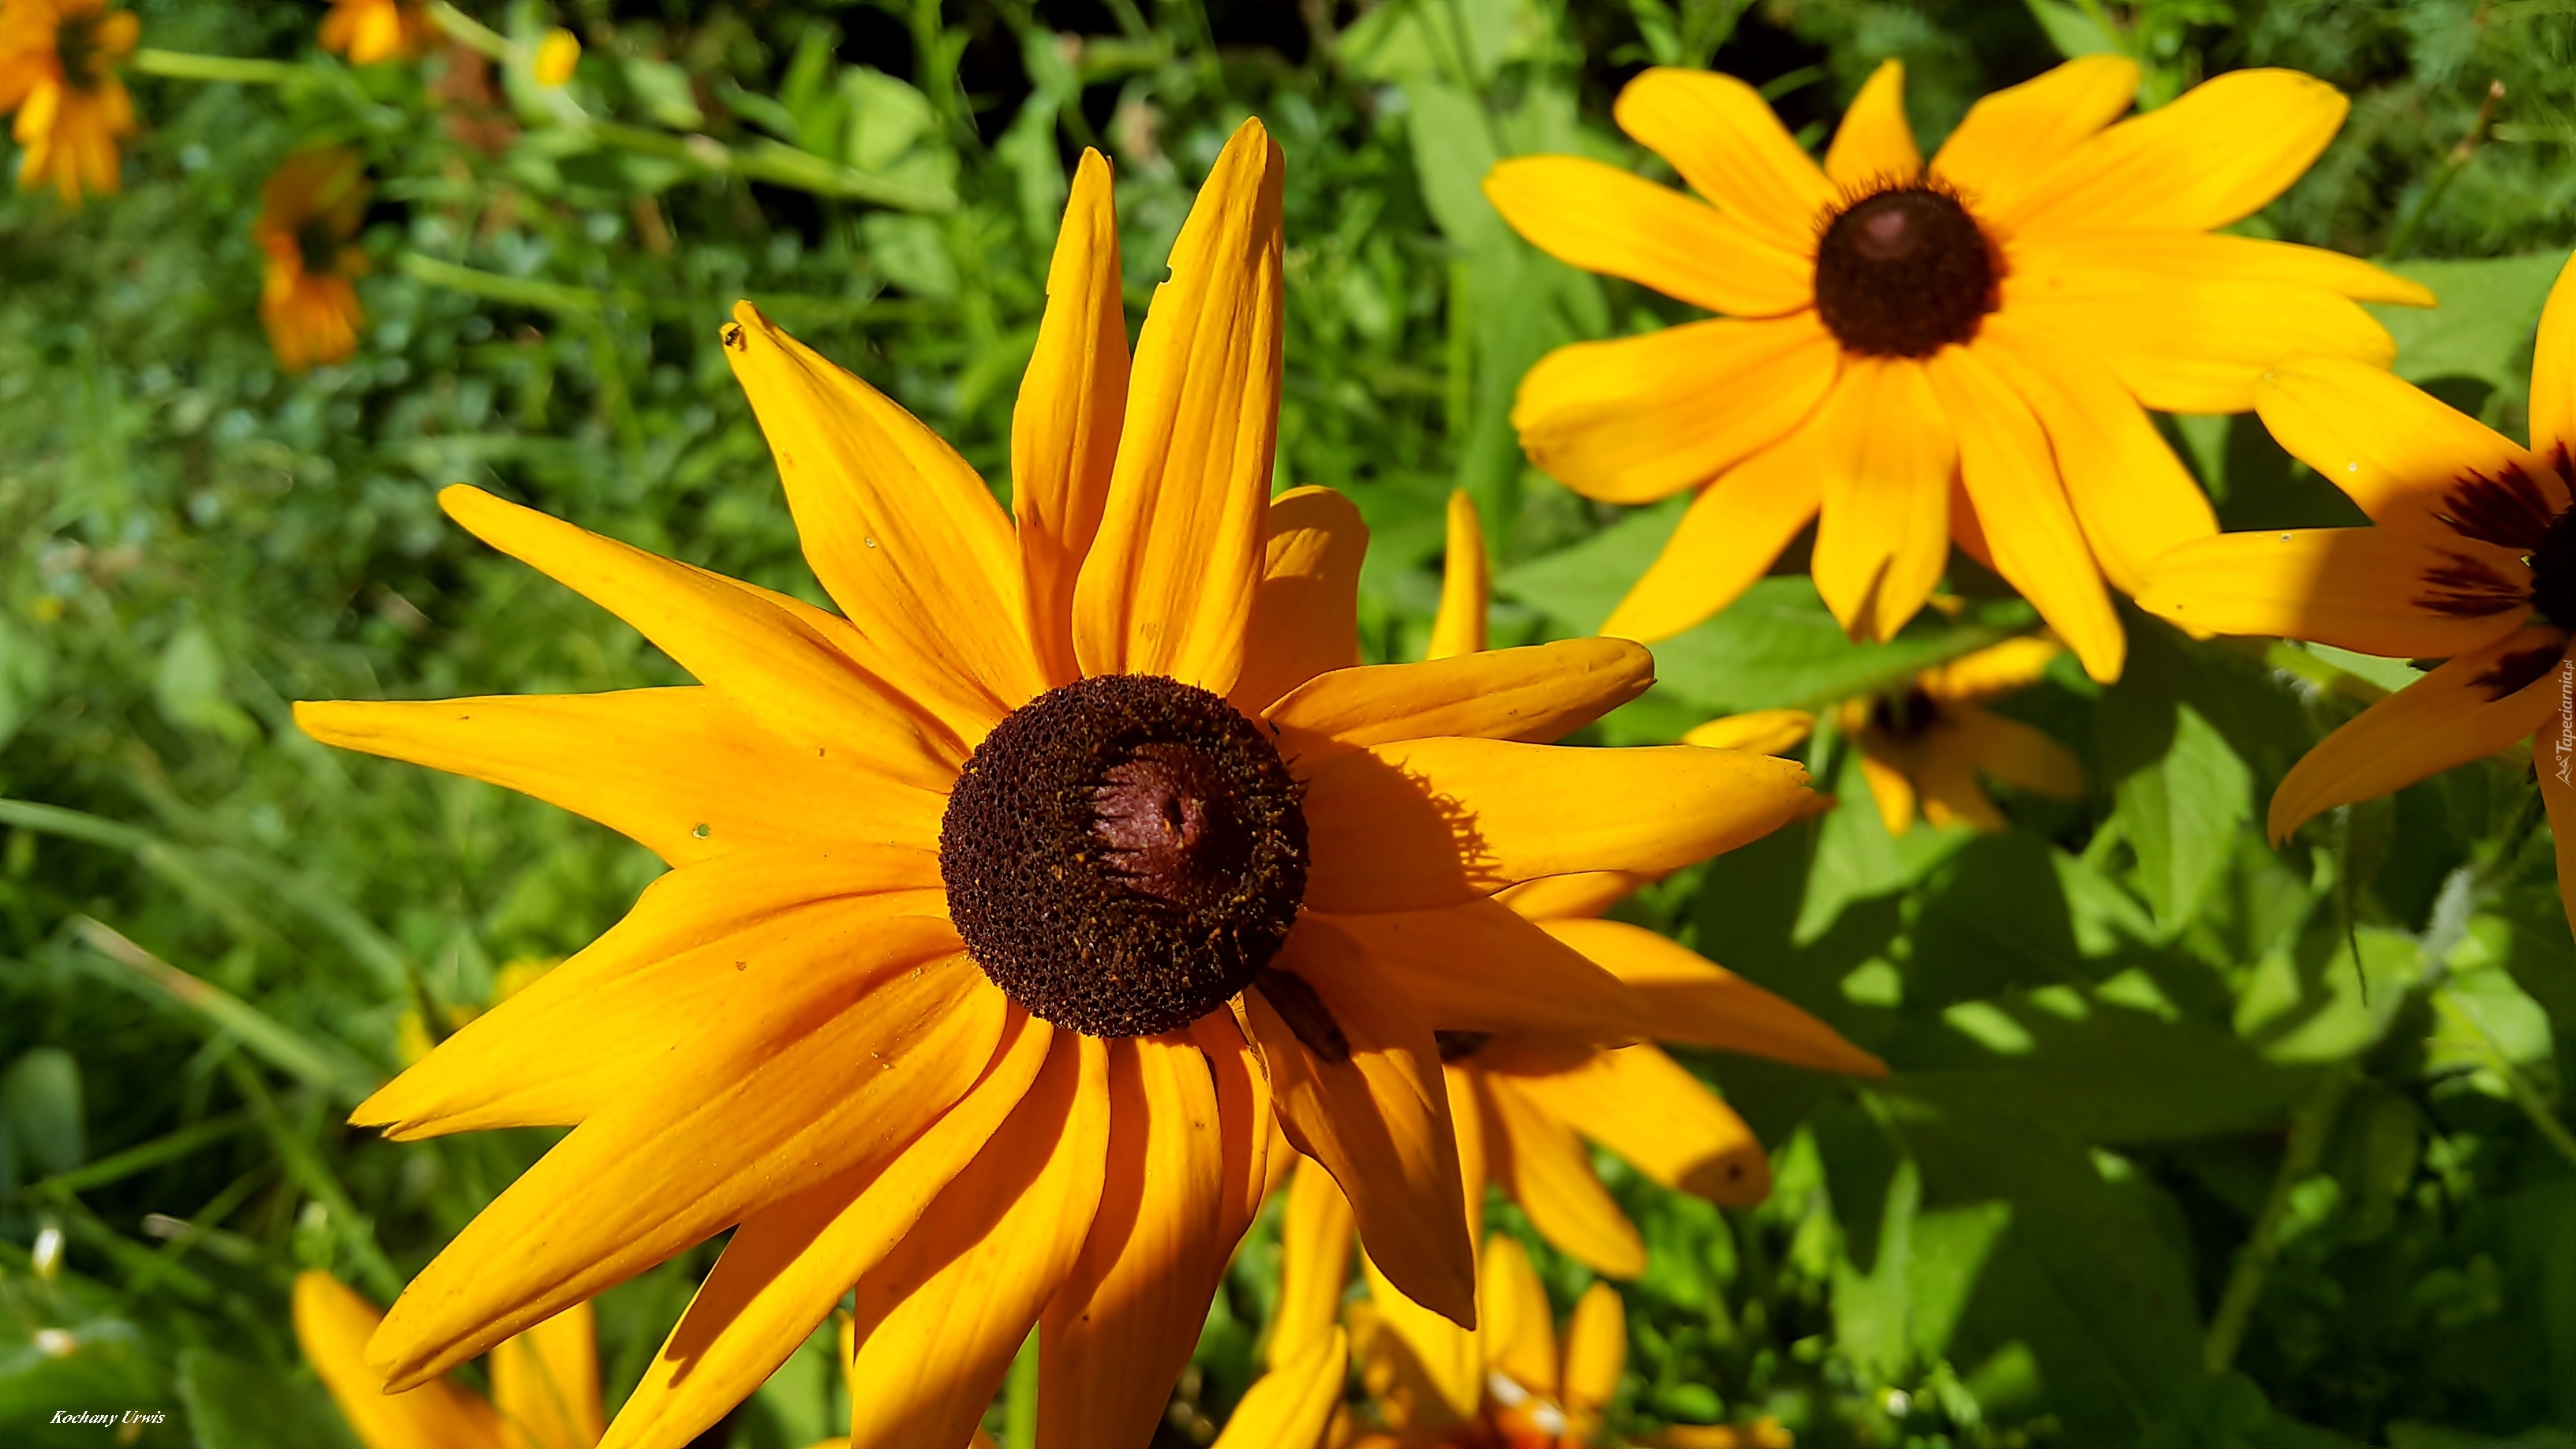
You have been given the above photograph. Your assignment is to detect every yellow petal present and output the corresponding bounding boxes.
[1930,55,2139,220]
[1477,1069,1646,1278]
[355,862,946,1139]
[1316,902,1645,1046]
[1825,60,1920,189]
[1479,1234,1557,1396]
[1948,704,2086,800]
[1855,734,1919,837]
[372,944,997,1387]
[1233,487,1368,716]
[2533,250,2576,459]
[1484,155,1812,316]
[1214,1327,1349,1449]
[721,302,1044,728]
[434,485,962,788]
[1268,638,1653,748]
[1444,1061,1488,1252]
[1537,917,1883,1076]
[842,1035,1113,1449]
[1809,359,1956,643]
[1514,313,1840,506]
[2011,231,2432,308]
[1493,871,1656,923]
[1924,345,2123,682]
[294,688,945,868]
[1684,710,1816,756]
[595,1009,1057,1449]
[1560,1282,1627,1418]
[1015,149,1131,687]
[1600,412,1829,642]
[2000,264,2395,414]
[2001,69,2349,237]
[1301,739,1815,914]
[1190,1012,1279,1247]
[1485,1041,1770,1207]
[1426,491,1489,661]
[1269,1155,1357,1371]
[294,1272,504,1449]
[1073,118,1283,693]
[1919,636,2061,702]
[1039,1036,1231,1449]
[491,1301,601,1449]
[1251,938,1476,1327]
[2136,527,2529,659]
[1360,1249,1481,1425]
[1965,314,2215,597]
[2271,629,2569,841]
[1612,67,1838,254]
[1915,742,2010,831]
[2255,355,2559,533]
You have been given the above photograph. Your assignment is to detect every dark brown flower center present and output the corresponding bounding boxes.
[1435,1030,1492,1062]
[295,218,345,277]
[1870,685,1940,741]
[56,14,105,90]
[940,673,1308,1039]
[1813,185,1995,358]
[2529,507,2576,632]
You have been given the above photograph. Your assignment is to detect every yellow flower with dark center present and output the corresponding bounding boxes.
[1485,56,2432,683]
[320,0,432,66]
[253,146,370,373]
[0,0,137,204]
[2137,253,2576,924]
[294,123,1819,1449]
[297,1271,605,1449]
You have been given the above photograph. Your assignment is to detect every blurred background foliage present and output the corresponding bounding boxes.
[4,0,2576,1446]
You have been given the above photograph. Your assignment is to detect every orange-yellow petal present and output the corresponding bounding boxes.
[1493,871,1657,923]
[294,1272,505,1449]
[2533,250,2576,459]
[1599,413,1830,643]
[1309,902,1644,1046]
[1560,1282,1627,1419]
[1214,1327,1348,1449]
[1824,60,1920,189]
[491,1301,602,1449]
[1479,1234,1558,1396]
[2009,231,2433,308]
[2136,526,2529,660]
[1483,1040,1770,1207]
[1946,703,2086,801]
[1189,1012,1278,1247]
[1683,710,1816,756]
[1808,359,1956,644]
[1537,916,1883,1076]
[1269,1154,1356,1370]
[1476,1069,1646,1278]
[2254,356,2559,534]
[2000,264,2395,415]
[1854,733,1920,837]
[1268,638,1653,749]
[1232,487,1368,715]
[1426,490,1488,661]
[1919,636,2061,702]
[2000,69,2348,238]
[1484,155,1812,317]
[1359,1249,1481,1425]
[1612,67,1838,255]
[1930,55,2139,220]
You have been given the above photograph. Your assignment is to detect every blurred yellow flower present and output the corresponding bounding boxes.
[1487,56,2430,682]
[252,146,369,373]
[0,0,137,204]
[533,26,578,87]
[320,0,431,66]
[298,1271,604,1449]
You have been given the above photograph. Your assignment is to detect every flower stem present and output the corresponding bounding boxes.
[2203,1064,2354,1376]
[1003,1328,1039,1449]
[129,48,303,84]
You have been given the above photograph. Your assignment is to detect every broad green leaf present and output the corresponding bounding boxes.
[0,615,49,752]
[860,214,960,302]
[843,66,940,174]
[621,57,703,129]
[1798,732,1975,943]
[1338,0,1550,85]
[1406,82,1506,250]
[2235,927,2421,1065]
[176,1350,359,1449]
[2023,0,2120,57]
[152,624,256,745]
[2371,253,2566,395]
[1495,493,1689,634]
[1,1048,84,1178]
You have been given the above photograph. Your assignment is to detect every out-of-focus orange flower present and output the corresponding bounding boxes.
[253,147,370,373]
[319,0,431,66]
[0,0,139,204]
[532,25,578,87]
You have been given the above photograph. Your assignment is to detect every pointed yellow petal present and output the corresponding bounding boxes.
[1855,736,1919,837]
[1600,413,1829,643]
[371,945,996,1388]
[1920,637,2061,702]
[1015,149,1131,687]
[1039,1036,1231,1449]
[1360,1249,1481,1424]
[1948,704,2086,800]
[294,1272,505,1449]
[1807,360,1956,643]
[491,1301,601,1449]
[1914,743,2010,831]
[1477,1070,1646,1278]
[2001,69,2348,237]
[1426,491,1489,661]
[1215,1327,1347,1449]
[294,689,945,868]
[1537,917,1882,1076]
[2271,629,2569,841]
[1479,1234,1557,1396]
[1269,1155,1356,1372]
[1612,68,1838,254]
[842,1036,1113,1449]
[1486,1040,1769,1208]
[1073,119,1284,692]
[1268,638,1653,748]
[435,485,962,788]
[1189,1013,1277,1248]
[2255,355,2559,533]
[721,302,1043,726]
[1514,313,1840,506]
[2012,232,2433,308]
[594,1010,1056,1449]
[1683,710,1815,756]
[1493,871,1656,923]
[1825,60,1919,189]
[1930,55,2138,219]
[1560,1282,1627,1417]
[1924,345,2122,682]
[2000,265,2395,414]
[2533,250,2576,459]
[1233,487,1368,715]
[2136,526,2528,659]
[1316,903,1644,1046]
[1485,156,1811,317]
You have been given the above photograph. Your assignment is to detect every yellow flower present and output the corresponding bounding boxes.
[253,146,370,373]
[297,1271,604,1449]
[1699,635,2083,837]
[0,0,137,204]
[295,122,1819,1449]
[319,0,432,66]
[1485,57,2432,683]
[2136,252,2576,926]
[1214,1327,1350,1449]
[532,26,578,88]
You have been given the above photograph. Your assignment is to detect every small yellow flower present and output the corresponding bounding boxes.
[297,1271,604,1449]
[2137,251,2576,929]
[1487,57,2430,683]
[252,146,370,373]
[319,0,432,67]
[0,0,138,204]
[532,26,578,88]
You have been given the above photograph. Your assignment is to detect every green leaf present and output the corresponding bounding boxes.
[1338,0,1549,85]
[1,1048,84,1178]
[0,615,49,752]
[1406,81,1506,250]
[861,214,961,302]
[2234,927,2421,1065]
[2022,0,2121,58]
[176,1349,359,1449]
[2112,702,2252,930]
[620,57,704,129]
[152,623,256,745]
[2370,253,2566,395]
[1798,732,1974,942]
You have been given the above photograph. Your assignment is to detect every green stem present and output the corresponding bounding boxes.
[129,49,304,84]
[73,917,380,1104]
[399,252,609,313]
[425,0,510,59]
[2203,1065,2354,1376]
[223,1057,404,1303]
[1003,1328,1040,1449]
[2434,992,2576,1171]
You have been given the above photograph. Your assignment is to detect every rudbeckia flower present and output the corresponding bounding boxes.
[295,122,1819,1449]
[1485,55,2431,683]
[2138,252,2576,925]
[253,146,370,373]
[297,1271,605,1449]
[0,0,137,204]
[320,0,432,66]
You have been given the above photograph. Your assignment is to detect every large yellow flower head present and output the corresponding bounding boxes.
[253,146,371,373]
[1485,56,2431,684]
[0,0,137,204]
[295,121,1819,1449]
[2138,252,2576,924]
[319,0,432,67]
